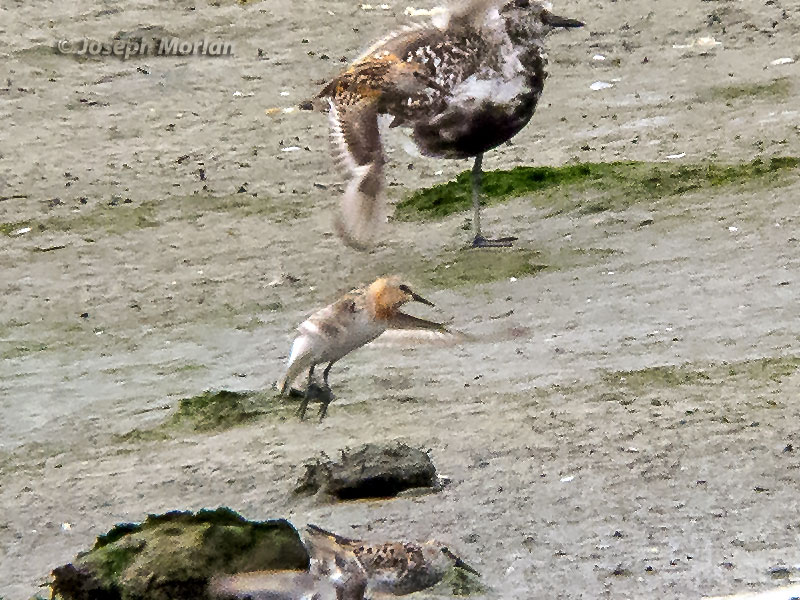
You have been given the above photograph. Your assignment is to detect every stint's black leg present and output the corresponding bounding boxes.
[469,153,517,248]
[471,153,484,241]
[318,362,336,422]
[297,364,315,421]
[322,362,334,389]
[318,397,331,422]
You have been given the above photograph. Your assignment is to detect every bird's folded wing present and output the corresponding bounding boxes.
[328,100,386,249]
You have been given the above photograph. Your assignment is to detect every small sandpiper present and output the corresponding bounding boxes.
[317,0,583,249]
[279,276,454,421]
[304,524,479,596]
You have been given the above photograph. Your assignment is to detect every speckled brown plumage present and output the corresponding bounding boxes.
[316,0,583,248]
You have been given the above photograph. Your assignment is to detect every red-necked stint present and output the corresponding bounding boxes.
[316,0,583,249]
[279,276,454,421]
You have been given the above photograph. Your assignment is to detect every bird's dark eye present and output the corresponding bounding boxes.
[514,0,530,7]
[399,284,412,293]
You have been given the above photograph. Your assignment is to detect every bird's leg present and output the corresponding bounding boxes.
[297,364,315,421]
[322,362,335,391]
[469,153,517,248]
[471,153,483,241]
[318,362,336,422]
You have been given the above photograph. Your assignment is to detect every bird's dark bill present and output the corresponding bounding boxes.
[411,292,435,307]
[544,13,584,28]
[454,556,481,576]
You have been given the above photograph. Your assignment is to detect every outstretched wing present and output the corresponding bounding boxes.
[327,99,386,250]
[379,311,472,345]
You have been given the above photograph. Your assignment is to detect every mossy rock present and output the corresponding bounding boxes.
[396,157,800,220]
[295,442,439,500]
[50,508,309,600]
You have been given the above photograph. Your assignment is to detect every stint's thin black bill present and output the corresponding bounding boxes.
[411,292,435,307]
[544,13,584,28]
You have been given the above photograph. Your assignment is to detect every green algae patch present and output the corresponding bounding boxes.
[1,341,48,360]
[427,248,547,288]
[707,77,792,102]
[42,202,160,237]
[50,508,309,600]
[37,193,306,240]
[723,356,800,382]
[606,356,800,392]
[404,246,615,290]
[165,390,264,432]
[598,356,800,408]
[605,364,713,390]
[396,157,800,221]
[0,221,33,236]
[116,390,297,443]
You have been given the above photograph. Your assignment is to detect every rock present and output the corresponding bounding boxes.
[294,442,439,500]
[769,565,793,579]
[50,508,309,600]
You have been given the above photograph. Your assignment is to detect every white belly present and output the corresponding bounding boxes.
[299,312,386,365]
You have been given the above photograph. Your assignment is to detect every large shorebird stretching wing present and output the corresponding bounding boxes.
[317,0,583,249]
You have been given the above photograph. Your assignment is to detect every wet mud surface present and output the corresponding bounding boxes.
[1,0,799,598]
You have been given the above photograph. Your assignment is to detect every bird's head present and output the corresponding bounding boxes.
[368,277,434,318]
[415,541,482,576]
[499,0,583,40]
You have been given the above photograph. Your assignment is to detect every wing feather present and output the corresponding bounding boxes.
[378,311,472,346]
[327,101,386,250]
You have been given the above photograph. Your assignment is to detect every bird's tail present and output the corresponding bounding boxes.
[279,336,315,395]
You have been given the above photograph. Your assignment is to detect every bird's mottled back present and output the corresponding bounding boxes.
[304,525,479,595]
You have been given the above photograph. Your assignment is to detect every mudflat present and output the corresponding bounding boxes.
[1,1,799,598]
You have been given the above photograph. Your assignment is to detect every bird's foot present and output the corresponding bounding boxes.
[470,234,518,248]
[317,385,335,422]
[296,383,335,422]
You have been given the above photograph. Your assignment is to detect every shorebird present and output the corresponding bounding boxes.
[316,0,583,249]
[279,276,453,421]
[305,524,479,595]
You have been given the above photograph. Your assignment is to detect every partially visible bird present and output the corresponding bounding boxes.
[211,528,367,600]
[279,276,456,421]
[316,0,584,249]
[304,524,480,596]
